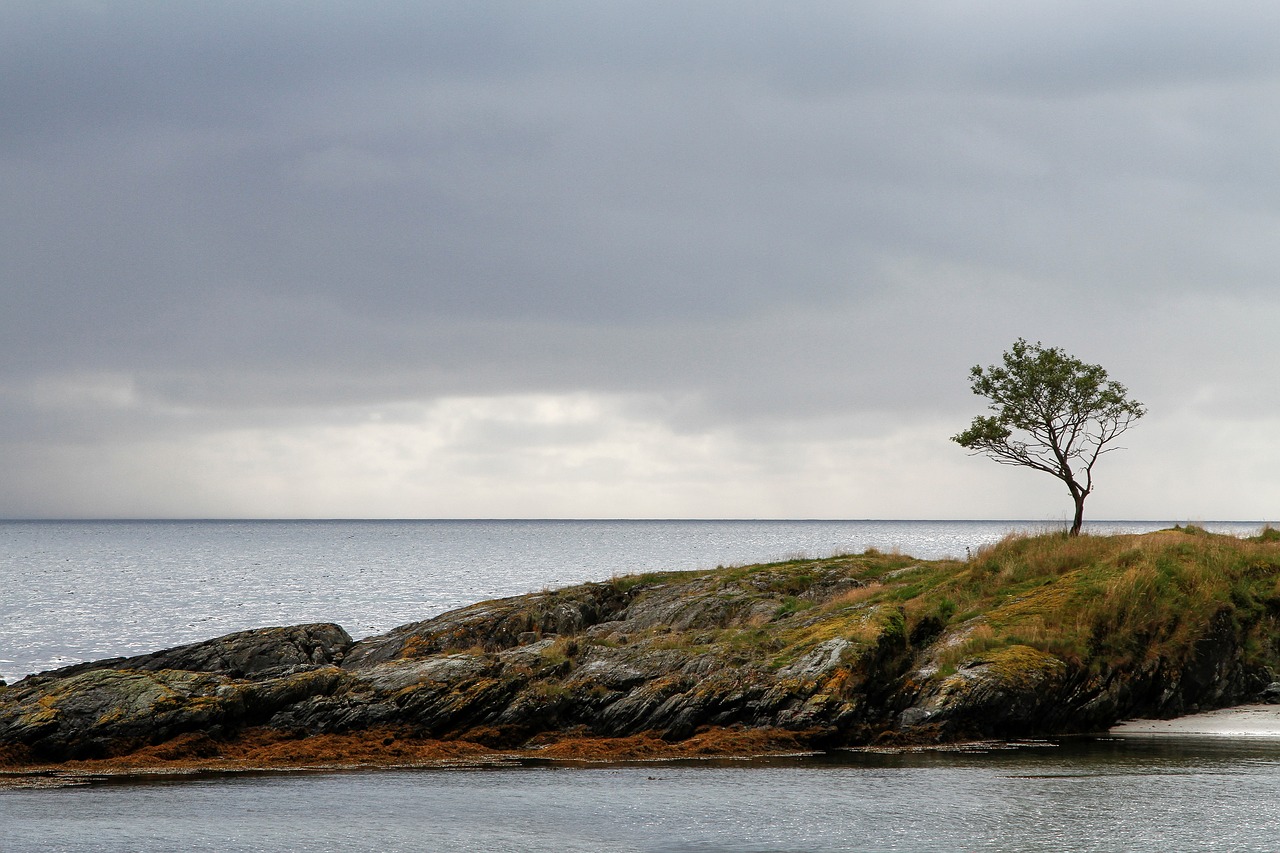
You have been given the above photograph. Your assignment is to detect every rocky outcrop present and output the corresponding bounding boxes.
[0,625,352,760]
[23,624,354,683]
[5,530,1280,763]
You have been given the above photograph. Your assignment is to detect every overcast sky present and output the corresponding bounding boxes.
[3,1,1280,520]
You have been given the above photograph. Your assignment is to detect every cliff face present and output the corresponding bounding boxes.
[4,527,1280,763]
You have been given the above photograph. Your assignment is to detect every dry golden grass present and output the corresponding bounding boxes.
[821,583,881,609]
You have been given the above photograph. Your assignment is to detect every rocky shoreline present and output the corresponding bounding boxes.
[4,528,1280,778]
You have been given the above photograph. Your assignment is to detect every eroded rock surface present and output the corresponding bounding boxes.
[6,531,1280,763]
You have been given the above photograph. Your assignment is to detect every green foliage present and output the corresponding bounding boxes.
[774,596,813,618]
[952,339,1146,535]
[609,569,706,593]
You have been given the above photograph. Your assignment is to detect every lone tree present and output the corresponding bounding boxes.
[952,339,1146,536]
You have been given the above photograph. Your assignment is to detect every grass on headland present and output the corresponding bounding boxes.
[484,525,1280,699]
[881,525,1280,677]
[596,526,1280,684]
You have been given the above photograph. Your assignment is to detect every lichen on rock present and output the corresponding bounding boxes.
[5,528,1280,767]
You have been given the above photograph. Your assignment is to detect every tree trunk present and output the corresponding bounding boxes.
[1069,490,1086,537]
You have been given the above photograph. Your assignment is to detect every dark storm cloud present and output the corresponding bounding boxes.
[3,2,1280,516]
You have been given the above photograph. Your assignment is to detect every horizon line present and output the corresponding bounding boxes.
[0,517,1273,524]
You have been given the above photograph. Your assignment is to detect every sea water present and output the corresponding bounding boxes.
[5,739,1280,851]
[2,519,1278,851]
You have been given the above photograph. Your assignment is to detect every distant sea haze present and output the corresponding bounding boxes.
[0,519,1269,683]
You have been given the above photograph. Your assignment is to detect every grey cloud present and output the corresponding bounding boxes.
[3,2,1280,516]
[10,3,1280,148]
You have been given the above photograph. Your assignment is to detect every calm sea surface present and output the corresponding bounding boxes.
[2,519,1278,851]
[5,738,1280,851]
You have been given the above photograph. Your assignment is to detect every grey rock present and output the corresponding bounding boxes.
[779,639,851,678]
[22,624,353,684]
[5,550,1277,760]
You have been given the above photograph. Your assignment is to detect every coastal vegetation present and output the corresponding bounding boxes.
[3,526,1280,777]
[953,339,1146,535]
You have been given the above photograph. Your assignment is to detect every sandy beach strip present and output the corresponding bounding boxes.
[1111,704,1280,737]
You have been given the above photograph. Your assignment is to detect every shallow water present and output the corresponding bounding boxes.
[4,738,1280,852]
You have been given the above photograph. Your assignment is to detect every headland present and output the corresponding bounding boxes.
[5,525,1280,781]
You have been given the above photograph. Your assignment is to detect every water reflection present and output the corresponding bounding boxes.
[5,738,1280,852]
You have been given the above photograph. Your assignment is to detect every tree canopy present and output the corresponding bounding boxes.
[952,339,1146,535]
